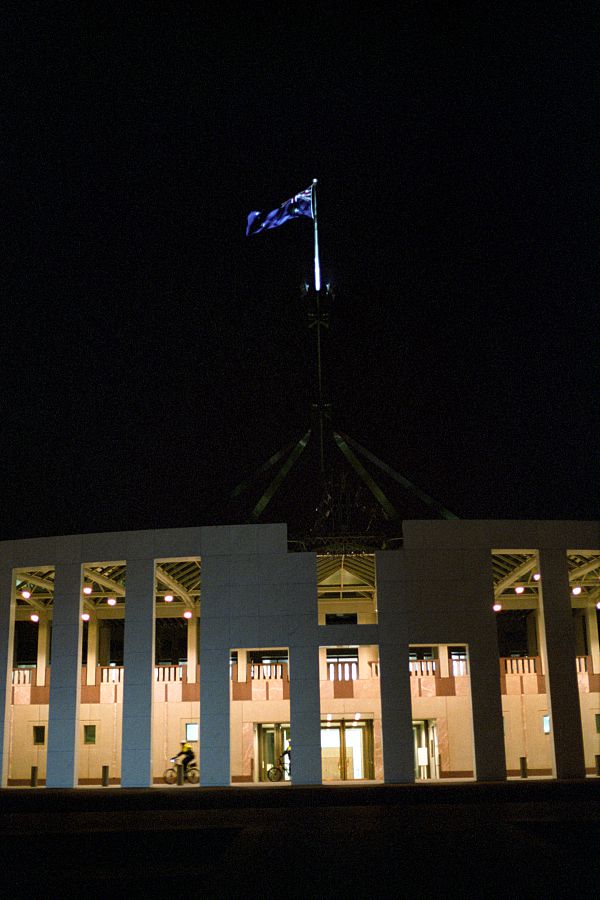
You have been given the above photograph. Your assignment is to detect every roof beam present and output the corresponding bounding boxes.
[155,566,193,607]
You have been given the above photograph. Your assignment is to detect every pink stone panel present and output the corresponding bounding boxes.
[320,681,334,700]
[268,680,283,700]
[353,679,380,700]
[522,674,541,695]
[167,682,182,703]
[100,684,116,704]
[410,678,419,699]
[373,719,384,780]
[13,685,30,705]
[252,681,267,701]
[420,676,436,698]
[437,717,449,773]
[505,675,521,696]
[454,676,471,697]
[577,671,589,693]
[242,722,254,777]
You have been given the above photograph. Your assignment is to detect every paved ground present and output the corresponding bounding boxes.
[1,780,599,897]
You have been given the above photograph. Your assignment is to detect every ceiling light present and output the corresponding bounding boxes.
[572,586,582,596]
[493,603,502,612]
[164,594,174,603]
[30,614,39,623]
[183,610,192,619]
[107,597,117,606]
[533,573,540,581]
[83,586,92,595]
[515,586,524,594]
[21,589,31,599]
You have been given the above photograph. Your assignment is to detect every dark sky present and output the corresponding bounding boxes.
[3,5,599,540]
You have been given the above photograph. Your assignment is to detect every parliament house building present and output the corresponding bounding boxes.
[1,517,599,787]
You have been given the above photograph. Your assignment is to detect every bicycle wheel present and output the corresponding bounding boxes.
[186,766,199,784]
[163,767,177,784]
[267,765,283,782]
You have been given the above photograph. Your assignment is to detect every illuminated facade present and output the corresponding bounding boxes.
[1,519,599,787]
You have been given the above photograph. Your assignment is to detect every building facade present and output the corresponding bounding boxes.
[1,519,599,787]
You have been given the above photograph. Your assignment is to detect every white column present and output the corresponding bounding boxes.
[86,618,98,685]
[36,615,49,687]
[463,550,506,782]
[0,564,15,787]
[438,644,450,678]
[586,606,600,674]
[199,555,231,786]
[186,614,198,683]
[538,548,586,779]
[46,563,83,787]
[121,558,155,786]
[288,644,322,784]
[236,648,247,682]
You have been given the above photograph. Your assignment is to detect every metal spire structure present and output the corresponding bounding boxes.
[233,181,458,549]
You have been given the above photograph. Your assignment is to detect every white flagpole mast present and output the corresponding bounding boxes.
[312,178,321,292]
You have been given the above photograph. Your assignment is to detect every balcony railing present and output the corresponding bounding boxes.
[409,659,437,677]
[328,661,358,682]
[12,668,34,685]
[502,657,539,675]
[100,666,123,684]
[249,663,288,680]
[576,656,589,673]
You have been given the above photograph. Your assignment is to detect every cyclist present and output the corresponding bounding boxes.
[172,740,195,775]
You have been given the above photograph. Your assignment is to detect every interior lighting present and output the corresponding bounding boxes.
[515,586,525,594]
[596,602,600,610]
[493,603,502,612]
[83,586,92,595]
[354,713,361,720]
[164,594,174,603]
[30,614,39,623]
[81,613,90,622]
[21,589,31,599]
[572,586,582,596]
[533,573,541,581]
[326,713,333,721]
[183,610,192,619]
[107,597,117,606]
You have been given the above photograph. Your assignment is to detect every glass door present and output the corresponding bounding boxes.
[258,723,290,781]
[321,719,374,780]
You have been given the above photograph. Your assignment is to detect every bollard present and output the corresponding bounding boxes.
[519,756,528,778]
[102,765,110,786]
[177,763,184,785]
[595,755,600,776]
[30,765,38,787]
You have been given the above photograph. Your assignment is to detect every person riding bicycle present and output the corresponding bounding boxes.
[172,740,195,774]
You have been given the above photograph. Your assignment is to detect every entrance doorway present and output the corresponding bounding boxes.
[413,719,439,780]
[321,719,374,780]
[257,723,291,782]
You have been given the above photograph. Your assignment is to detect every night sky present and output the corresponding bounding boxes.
[3,6,598,541]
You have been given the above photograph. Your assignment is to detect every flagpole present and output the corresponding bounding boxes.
[312,178,321,292]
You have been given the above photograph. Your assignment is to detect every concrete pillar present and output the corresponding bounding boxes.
[288,644,322,784]
[187,614,198,683]
[86,618,98,685]
[379,639,415,783]
[586,606,600,674]
[36,615,49,687]
[0,565,15,787]
[46,563,83,787]
[464,551,506,782]
[538,548,586,779]
[526,610,539,657]
[199,554,231,786]
[121,558,155,787]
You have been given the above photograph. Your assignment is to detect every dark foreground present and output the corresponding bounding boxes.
[1,780,599,897]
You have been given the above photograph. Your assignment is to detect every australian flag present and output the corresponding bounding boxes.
[246,186,313,236]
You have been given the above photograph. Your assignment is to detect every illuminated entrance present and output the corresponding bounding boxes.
[413,719,439,780]
[257,723,291,782]
[321,719,374,780]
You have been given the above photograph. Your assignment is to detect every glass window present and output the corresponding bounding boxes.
[33,725,45,745]
[186,723,199,742]
[83,724,96,744]
[543,715,551,734]
[595,713,600,734]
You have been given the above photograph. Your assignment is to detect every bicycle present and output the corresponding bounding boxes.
[266,755,290,782]
[163,758,199,784]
